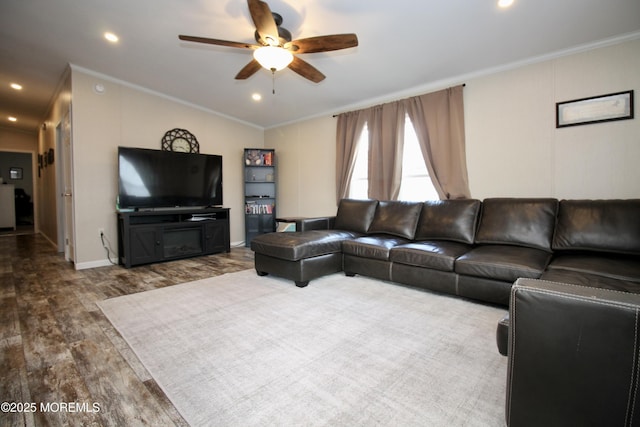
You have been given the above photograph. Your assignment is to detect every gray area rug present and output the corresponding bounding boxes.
[98,270,508,426]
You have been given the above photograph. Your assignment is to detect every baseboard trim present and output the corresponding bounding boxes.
[75,259,114,270]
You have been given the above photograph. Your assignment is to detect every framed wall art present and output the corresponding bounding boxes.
[556,90,634,128]
[10,167,23,180]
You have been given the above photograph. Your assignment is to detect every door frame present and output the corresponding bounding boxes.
[56,106,75,262]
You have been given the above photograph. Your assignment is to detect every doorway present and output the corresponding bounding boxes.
[0,151,35,235]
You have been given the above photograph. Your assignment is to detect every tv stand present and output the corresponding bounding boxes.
[117,207,230,268]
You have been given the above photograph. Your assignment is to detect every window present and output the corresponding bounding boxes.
[348,116,439,201]
[398,117,439,201]
[348,124,369,199]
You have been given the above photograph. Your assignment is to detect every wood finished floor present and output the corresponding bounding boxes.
[1,233,255,426]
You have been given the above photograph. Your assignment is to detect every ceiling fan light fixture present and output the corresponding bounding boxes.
[253,46,293,71]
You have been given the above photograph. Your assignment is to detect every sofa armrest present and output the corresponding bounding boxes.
[506,278,640,426]
[296,216,336,231]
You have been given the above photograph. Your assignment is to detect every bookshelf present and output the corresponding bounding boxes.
[244,148,276,246]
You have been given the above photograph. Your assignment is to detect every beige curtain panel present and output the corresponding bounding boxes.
[335,84,469,203]
[335,110,368,201]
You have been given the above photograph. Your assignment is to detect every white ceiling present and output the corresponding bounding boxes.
[1,0,640,133]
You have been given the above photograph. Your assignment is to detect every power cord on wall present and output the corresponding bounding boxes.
[100,231,117,265]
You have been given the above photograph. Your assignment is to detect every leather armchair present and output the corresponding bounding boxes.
[504,278,640,426]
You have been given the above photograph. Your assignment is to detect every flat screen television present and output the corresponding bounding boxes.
[118,146,222,210]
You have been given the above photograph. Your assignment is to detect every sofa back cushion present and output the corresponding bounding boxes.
[553,199,640,255]
[367,201,423,239]
[334,199,379,233]
[475,198,559,251]
[414,199,481,244]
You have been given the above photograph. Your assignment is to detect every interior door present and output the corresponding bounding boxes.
[61,107,75,262]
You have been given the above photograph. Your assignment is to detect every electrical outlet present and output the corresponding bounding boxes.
[99,228,104,237]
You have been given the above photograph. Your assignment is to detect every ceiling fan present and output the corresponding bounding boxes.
[178,0,358,83]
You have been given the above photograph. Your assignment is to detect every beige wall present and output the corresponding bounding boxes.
[264,116,337,217]
[466,38,640,199]
[71,68,263,268]
[0,127,37,151]
[267,38,640,217]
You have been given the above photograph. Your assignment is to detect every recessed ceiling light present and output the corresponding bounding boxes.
[8,116,17,122]
[252,93,262,101]
[498,0,514,7]
[104,32,119,43]
[10,83,23,90]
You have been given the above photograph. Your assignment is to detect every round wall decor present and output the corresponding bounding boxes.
[161,128,200,153]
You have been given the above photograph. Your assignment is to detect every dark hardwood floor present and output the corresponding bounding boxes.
[1,233,254,426]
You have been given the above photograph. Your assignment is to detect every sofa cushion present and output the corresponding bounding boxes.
[333,199,379,233]
[367,200,423,239]
[547,254,640,283]
[475,198,558,251]
[390,241,473,272]
[342,236,410,261]
[250,230,361,261]
[540,269,640,294]
[455,245,552,282]
[414,199,481,244]
[552,199,640,256]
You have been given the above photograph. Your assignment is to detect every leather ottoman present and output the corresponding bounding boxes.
[251,229,360,287]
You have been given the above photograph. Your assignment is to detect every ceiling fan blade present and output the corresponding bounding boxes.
[288,56,325,83]
[179,35,258,50]
[286,34,358,54]
[248,0,279,46]
[235,59,262,80]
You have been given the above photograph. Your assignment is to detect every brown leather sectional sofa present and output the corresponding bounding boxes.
[252,197,640,425]
[250,197,640,306]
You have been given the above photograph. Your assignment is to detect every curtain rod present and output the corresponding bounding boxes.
[332,83,466,118]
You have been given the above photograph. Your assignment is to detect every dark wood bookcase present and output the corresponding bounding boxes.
[243,148,276,246]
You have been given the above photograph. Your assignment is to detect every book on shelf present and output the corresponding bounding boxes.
[245,202,273,214]
[263,151,273,166]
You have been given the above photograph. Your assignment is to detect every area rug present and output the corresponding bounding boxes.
[98,270,508,426]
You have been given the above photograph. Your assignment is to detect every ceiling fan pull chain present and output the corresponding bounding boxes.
[271,68,276,94]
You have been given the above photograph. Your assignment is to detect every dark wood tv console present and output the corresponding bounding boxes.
[117,207,230,268]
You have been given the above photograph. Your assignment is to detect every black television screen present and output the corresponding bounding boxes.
[118,147,222,209]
